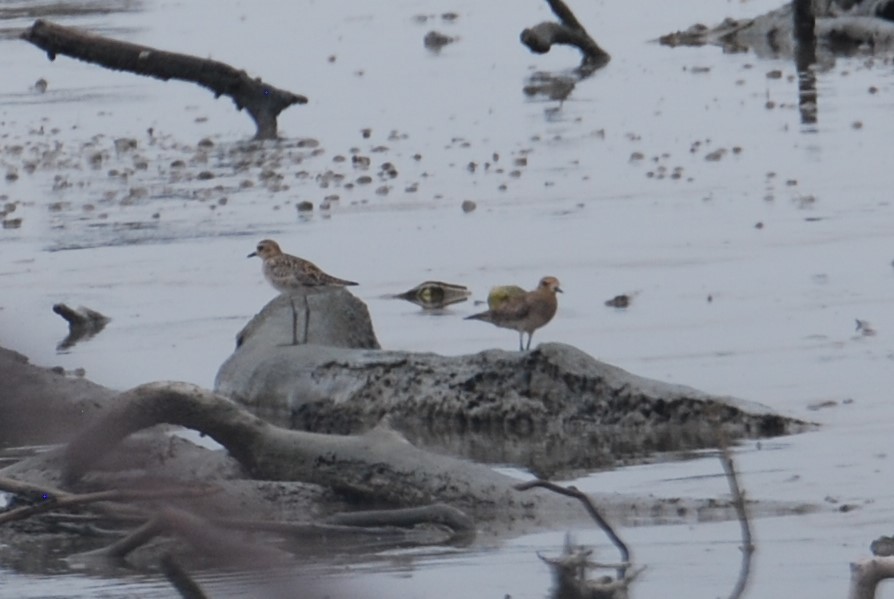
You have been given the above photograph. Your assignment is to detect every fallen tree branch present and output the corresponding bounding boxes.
[20,20,307,140]
[59,382,559,517]
[515,479,629,578]
[0,482,217,525]
[52,303,110,350]
[849,556,894,599]
[520,0,610,73]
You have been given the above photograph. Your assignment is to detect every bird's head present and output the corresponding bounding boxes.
[538,276,563,294]
[248,239,282,259]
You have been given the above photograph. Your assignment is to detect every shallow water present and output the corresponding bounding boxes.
[2,0,894,596]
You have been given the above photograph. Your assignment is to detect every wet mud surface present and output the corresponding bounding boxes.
[3,0,894,597]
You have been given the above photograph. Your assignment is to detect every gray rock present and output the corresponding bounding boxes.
[233,288,380,350]
[216,321,809,476]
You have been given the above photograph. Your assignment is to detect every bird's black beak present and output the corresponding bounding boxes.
[556,287,564,293]
[247,251,257,258]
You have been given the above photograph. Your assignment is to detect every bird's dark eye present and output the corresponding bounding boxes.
[257,245,263,251]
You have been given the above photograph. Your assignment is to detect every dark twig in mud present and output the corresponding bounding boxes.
[20,20,307,140]
[160,554,209,599]
[82,506,291,566]
[515,479,629,578]
[718,446,754,599]
[0,481,217,525]
[520,0,610,74]
[52,303,110,350]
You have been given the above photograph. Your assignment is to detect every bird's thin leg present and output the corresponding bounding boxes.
[526,332,533,351]
[518,331,525,352]
[302,295,310,344]
[289,297,299,346]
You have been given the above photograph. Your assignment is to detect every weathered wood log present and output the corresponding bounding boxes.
[849,556,894,599]
[56,381,821,529]
[52,303,110,350]
[20,19,307,140]
[520,0,610,73]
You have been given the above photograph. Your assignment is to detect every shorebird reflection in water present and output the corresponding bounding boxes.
[466,276,562,351]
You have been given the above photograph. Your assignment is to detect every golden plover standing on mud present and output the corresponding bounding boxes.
[465,276,562,351]
[248,239,358,292]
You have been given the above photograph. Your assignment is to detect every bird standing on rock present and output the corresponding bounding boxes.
[248,239,358,292]
[466,276,562,351]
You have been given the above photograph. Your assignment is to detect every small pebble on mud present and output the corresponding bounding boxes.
[461,200,476,213]
[424,30,455,51]
[361,128,371,139]
[296,201,314,212]
[605,294,630,308]
[2,218,22,229]
[766,69,783,79]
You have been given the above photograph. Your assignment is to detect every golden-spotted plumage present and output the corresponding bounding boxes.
[248,239,358,292]
[466,276,562,351]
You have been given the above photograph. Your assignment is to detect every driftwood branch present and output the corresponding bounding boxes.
[849,556,894,599]
[52,303,110,350]
[20,20,307,140]
[520,0,610,73]
[58,381,554,520]
[516,479,630,578]
[719,447,754,599]
[0,479,217,525]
